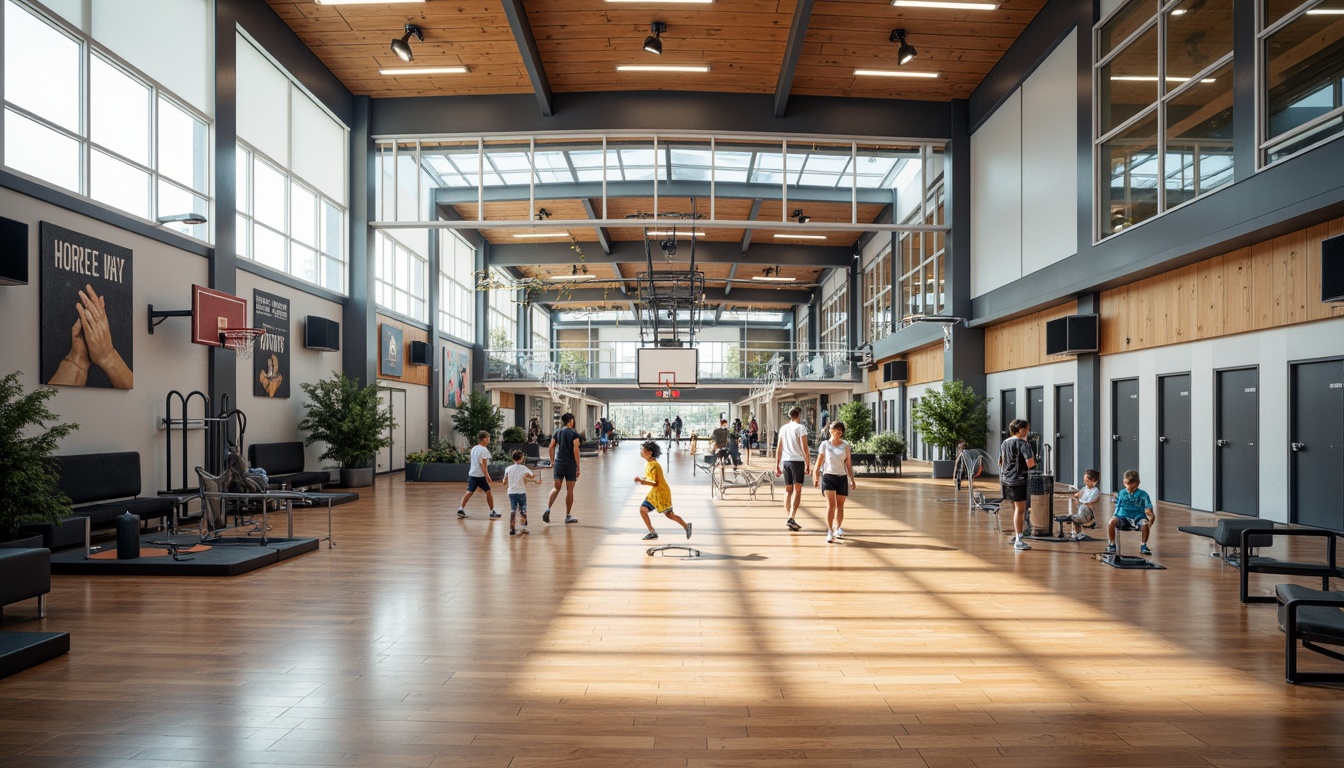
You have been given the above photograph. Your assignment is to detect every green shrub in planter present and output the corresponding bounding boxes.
[0,372,78,542]
[910,379,990,460]
[451,390,505,446]
[298,372,395,470]
[502,426,527,444]
[835,401,874,444]
[870,431,906,459]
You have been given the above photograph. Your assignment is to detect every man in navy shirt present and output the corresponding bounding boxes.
[545,412,582,524]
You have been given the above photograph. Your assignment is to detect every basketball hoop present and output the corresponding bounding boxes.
[220,328,265,360]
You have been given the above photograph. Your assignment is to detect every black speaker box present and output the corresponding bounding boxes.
[1324,233,1344,303]
[883,360,908,383]
[1045,313,1099,356]
[0,215,29,286]
[409,340,432,365]
[304,315,340,351]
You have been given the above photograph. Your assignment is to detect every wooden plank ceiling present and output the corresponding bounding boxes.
[266,0,1048,101]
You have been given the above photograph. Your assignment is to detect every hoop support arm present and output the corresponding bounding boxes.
[148,304,192,334]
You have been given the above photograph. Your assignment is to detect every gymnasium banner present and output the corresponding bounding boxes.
[380,323,403,377]
[253,289,290,398]
[39,222,134,389]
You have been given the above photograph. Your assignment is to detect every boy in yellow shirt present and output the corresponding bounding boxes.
[634,440,692,541]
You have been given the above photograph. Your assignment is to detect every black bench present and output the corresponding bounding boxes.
[0,546,50,619]
[1275,583,1344,684]
[1177,517,1277,563]
[247,442,329,490]
[1239,527,1342,604]
[22,452,175,549]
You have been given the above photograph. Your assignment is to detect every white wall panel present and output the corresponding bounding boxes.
[970,90,1023,298]
[984,360,1077,482]
[92,0,211,114]
[1021,30,1078,276]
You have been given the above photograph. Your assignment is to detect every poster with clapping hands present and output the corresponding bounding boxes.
[40,222,134,389]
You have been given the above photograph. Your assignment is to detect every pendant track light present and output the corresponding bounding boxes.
[644,21,667,55]
[890,28,917,65]
[391,24,423,62]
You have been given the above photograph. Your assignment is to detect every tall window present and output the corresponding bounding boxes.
[1095,0,1234,237]
[235,33,347,291]
[530,305,550,352]
[1261,0,1344,164]
[488,267,517,349]
[438,231,475,343]
[862,248,893,344]
[819,282,848,354]
[374,232,427,321]
[2,0,211,238]
[796,309,810,354]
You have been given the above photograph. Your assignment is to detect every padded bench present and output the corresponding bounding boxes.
[1276,583,1344,684]
[1239,527,1341,604]
[0,547,51,619]
[22,452,175,550]
[247,442,329,490]
[1177,517,1277,563]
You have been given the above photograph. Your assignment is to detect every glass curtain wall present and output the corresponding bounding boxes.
[438,230,475,343]
[1261,0,1344,164]
[863,247,893,344]
[1095,0,1235,237]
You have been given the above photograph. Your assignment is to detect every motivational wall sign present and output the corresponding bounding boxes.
[253,289,290,398]
[40,222,134,389]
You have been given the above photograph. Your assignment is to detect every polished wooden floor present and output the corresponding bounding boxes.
[1,447,1342,767]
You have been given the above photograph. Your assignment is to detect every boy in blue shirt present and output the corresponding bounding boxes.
[1106,469,1155,555]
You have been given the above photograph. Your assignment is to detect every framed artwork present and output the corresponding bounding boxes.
[443,347,469,408]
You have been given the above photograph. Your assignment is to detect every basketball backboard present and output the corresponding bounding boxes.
[191,284,247,346]
[637,347,698,389]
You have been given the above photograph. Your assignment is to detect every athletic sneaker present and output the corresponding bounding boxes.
[1072,532,1087,541]
[685,522,693,540]
[1013,538,1031,551]
[565,515,578,524]
[489,510,501,519]
[643,531,658,540]
[1139,544,1152,555]
[786,518,802,531]
[543,510,551,523]
[519,526,529,535]
[1104,543,1117,554]
[826,529,834,543]
[456,509,466,519]
[509,528,516,536]
[834,527,844,539]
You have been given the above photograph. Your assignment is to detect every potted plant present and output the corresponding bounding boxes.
[870,431,907,473]
[298,372,395,488]
[0,372,78,546]
[452,390,505,446]
[501,425,527,455]
[835,400,874,444]
[910,379,990,478]
[406,438,472,482]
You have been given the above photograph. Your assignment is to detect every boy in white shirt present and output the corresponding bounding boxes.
[1057,468,1100,540]
[503,449,542,535]
[456,431,499,519]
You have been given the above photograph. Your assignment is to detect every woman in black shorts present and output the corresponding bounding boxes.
[812,421,857,544]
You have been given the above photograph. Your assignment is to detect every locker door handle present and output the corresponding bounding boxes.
[1158,436,1168,443]
[1112,435,1121,441]
[1291,442,1306,452]
[1216,439,1229,447]
[1054,433,1062,438]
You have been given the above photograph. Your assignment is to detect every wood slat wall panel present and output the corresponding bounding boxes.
[985,301,1078,373]
[1099,216,1344,354]
[376,315,431,386]
[908,342,943,385]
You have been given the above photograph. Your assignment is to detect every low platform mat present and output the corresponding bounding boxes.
[0,632,70,680]
[1101,553,1166,570]
[51,533,318,576]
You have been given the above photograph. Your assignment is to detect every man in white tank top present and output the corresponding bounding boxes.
[775,407,810,531]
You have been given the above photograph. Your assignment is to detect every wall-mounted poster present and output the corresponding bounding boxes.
[443,347,469,408]
[40,222,134,389]
[253,289,290,398]
[380,324,403,377]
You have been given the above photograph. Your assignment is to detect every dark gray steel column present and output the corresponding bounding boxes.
[1074,292,1101,478]
[426,218,441,440]
[944,99,985,396]
[473,244,488,391]
[211,2,240,407]
[344,96,376,385]
[1232,0,1257,182]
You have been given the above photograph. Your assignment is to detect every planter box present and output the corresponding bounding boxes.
[931,459,956,478]
[405,463,507,483]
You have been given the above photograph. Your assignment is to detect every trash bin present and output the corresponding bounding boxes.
[1026,472,1054,536]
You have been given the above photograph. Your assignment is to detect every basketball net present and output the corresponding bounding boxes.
[221,328,265,360]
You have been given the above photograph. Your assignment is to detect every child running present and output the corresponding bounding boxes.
[503,449,542,535]
[633,440,692,541]
[456,431,498,519]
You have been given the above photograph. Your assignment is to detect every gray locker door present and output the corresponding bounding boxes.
[1112,379,1140,492]
[377,387,407,474]
[1158,374,1192,506]
[1291,359,1344,530]
[1000,389,1017,439]
[1216,368,1259,517]
[1026,386,1045,464]
[1055,384,1074,486]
